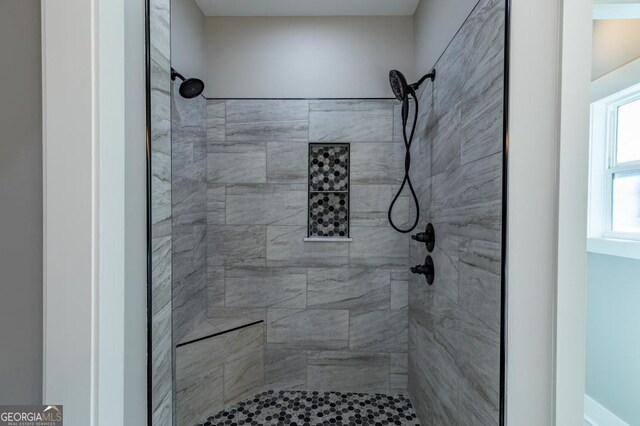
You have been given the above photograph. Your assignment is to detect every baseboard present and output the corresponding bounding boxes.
[584,394,629,426]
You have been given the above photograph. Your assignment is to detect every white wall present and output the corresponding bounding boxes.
[204,16,413,98]
[0,0,43,405]
[592,19,640,79]
[555,0,592,424]
[413,0,479,77]
[172,0,206,81]
[42,0,96,421]
[586,253,640,425]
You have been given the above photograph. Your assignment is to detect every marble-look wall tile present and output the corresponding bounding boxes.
[407,0,505,422]
[266,141,308,183]
[203,99,408,398]
[208,225,266,267]
[152,150,172,237]
[350,185,409,227]
[226,184,307,226]
[208,307,268,324]
[266,226,349,267]
[225,267,307,308]
[307,351,390,393]
[349,310,408,352]
[207,184,226,225]
[176,365,223,426]
[172,176,206,227]
[430,102,462,177]
[176,322,264,425]
[207,266,225,312]
[149,0,173,406]
[207,100,225,144]
[350,143,404,185]
[390,280,409,311]
[226,100,308,142]
[409,317,460,425]
[458,238,502,333]
[265,349,307,390]
[431,152,502,243]
[390,373,408,394]
[307,268,390,310]
[390,352,408,375]
[349,226,408,268]
[434,300,500,422]
[430,232,462,303]
[208,143,267,184]
[267,309,349,350]
[172,87,209,345]
[152,236,172,310]
[461,76,503,166]
[151,300,172,425]
[150,0,173,412]
[309,100,394,142]
[224,348,265,406]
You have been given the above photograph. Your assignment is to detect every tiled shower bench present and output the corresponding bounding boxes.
[175,318,265,426]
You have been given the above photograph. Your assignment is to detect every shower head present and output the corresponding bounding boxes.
[389,70,408,102]
[171,68,205,99]
[388,68,436,101]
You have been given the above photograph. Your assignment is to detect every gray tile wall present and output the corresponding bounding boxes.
[176,322,264,426]
[206,99,411,395]
[171,82,208,345]
[150,0,173,423]
[407,0,505,424]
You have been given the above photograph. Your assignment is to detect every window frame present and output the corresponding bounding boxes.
[589,82,640,242]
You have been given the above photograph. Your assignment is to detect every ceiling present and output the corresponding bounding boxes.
[194,0,420,17]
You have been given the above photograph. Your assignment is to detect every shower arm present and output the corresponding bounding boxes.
[409,68,437,92]
[171,68,185,82]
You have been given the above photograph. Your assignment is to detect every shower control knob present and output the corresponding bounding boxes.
[411,256,435,285]
[411,223,435,252]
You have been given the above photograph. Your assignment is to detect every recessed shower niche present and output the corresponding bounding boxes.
[308,144,350,240]
[148,0,508,424]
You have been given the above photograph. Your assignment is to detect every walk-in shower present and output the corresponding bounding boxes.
[148,0,508,424]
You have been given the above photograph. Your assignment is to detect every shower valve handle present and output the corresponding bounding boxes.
[411,256,435,285]
[411,223,435,252]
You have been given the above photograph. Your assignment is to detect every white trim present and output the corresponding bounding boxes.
[587,237,640,259]
[592,58,640,102]
[507,0,565,423]
[593,3,640,20]
[584,394,630,426]
[555,0,592,424]
[42,0,137,424]
[303,237,353,242]
[41,0,48,403]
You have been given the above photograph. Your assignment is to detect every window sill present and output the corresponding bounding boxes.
[304,237,353,243]
[587,237,640,260]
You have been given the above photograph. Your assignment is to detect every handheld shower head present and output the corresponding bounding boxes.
[388,68,436,101]
[387,67,435,234]
[389,70,408,102]
[171,68,205,99]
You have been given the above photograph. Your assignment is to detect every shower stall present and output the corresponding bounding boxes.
[148,0,507,424]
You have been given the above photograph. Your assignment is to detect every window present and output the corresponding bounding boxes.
[589,84,640,240]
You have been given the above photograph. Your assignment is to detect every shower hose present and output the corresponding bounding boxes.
[388,90,420,233]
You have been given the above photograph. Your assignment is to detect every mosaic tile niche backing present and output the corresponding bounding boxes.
[308,144,350,238]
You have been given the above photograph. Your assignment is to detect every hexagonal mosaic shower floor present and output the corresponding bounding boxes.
[196,390,420,426]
